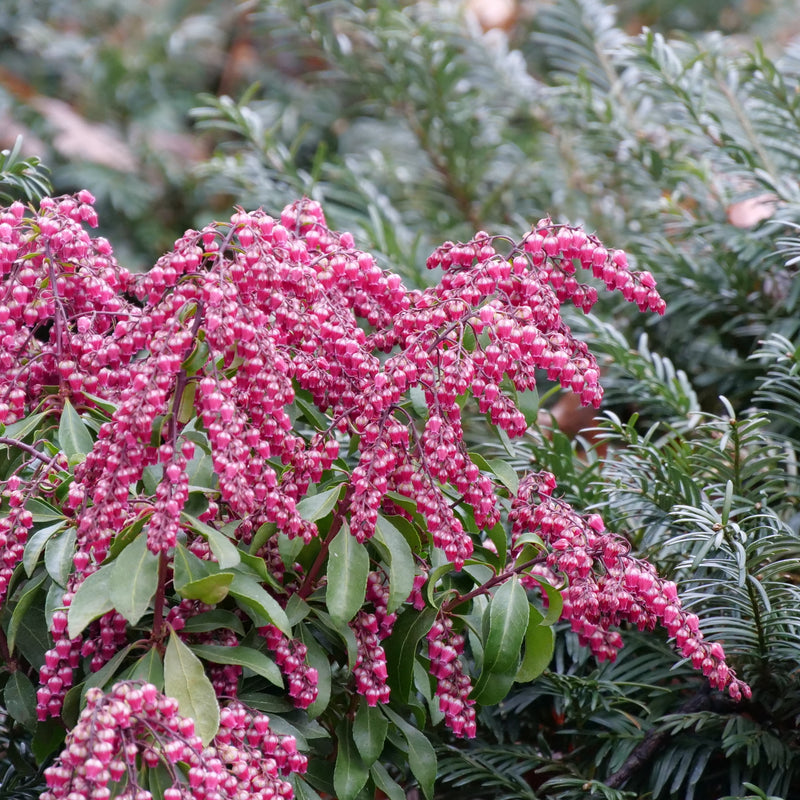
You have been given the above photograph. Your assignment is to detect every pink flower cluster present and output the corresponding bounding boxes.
[351,571,397,706]
[0,478,34,604]
[43,681,306,800]
[427,616,477,738]
[510,471,751,700]
[261,624,319,709]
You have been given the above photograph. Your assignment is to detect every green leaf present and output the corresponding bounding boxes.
[353,699,388,766]
[286,594,311,626]
[517,388,540,427]
[23,521,66,577]
[299,627,331,718]
[312,608,359,669]
[7,572,46,653]
[164,631,220,746]
[44,528,76,587]
[471,576,529,704]
[25,498,63,523]
[292,776,324,800]
[370,762,406,800]
[229,573,290,635]
[334,719,369,800]
[381,706,436,800]
[294,391,332,430]
[3,412,48,443]
[189,644,282,686]
[4,671,37,730]
[146,762,176,800]
[516,606,555,683]
[181,514,240,569]
[178,572,234,605]
[68,565,115,639]
[109,532,159,626]
[297,485,342,522]
[326,522,368,626]
[278,532,305,567]
[126,647,164,688]
[384,607,436,703]
[31,719,66,764]
[82,643,135,696]
[10,603,49,669]
[487,458,519,495]
[181,609,245,636]
[173,542,215,589]
[181,339,210,374]
[528,576,564,627]
[374,515,415,613]
[58,399,94,461]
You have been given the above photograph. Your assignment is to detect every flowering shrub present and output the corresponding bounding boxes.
[0,192,747,799]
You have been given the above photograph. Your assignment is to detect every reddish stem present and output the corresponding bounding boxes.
[441,554,546,613]
[297,485,354,600]
[150,552,170,642]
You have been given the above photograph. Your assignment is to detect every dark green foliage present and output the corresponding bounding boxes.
[0,137,50,204]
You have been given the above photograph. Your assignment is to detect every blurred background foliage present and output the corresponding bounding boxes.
[5,0,800,798]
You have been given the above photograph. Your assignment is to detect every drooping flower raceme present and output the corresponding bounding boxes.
[0,190,748,791]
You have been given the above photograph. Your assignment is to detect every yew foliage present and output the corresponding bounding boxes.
[0,192,746,800]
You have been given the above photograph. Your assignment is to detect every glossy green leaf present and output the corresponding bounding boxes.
[82,643,135,696]
[517,387,539,427]
[190,644,282,686]
[229,573,290,635]
[353,699,388,766]
[181,609,245,636]
[516,606,555,683]
[480,576,529,675]
[299,627,331,717]
[146,762,175,800]
[487,458,519,495]
[181,339,210,374]
[110,532,159,626]
[312,608,359,669]
[278,531,304,567]
[23,521,65,577]
[31,719,66,764]
[58,399,94,460]
[126,647,164,688]
[381,706,436,800]
[286,594,311,626]
[4,671,37,730]
[374,515,415,613]
[164,631,220,745]
[44,528,76,587]
[471,577,529,705]
[173,542,215,590]
[7,572,46,653]
[178,572,234,605]
[68,564,115,639]
[294,391,332,430]
[297,485,342,522]
[527,576,564,627]
[326,522,368,626]
[181,514,240,569]
[10,603,49,669]
[370,762,406,800]
[470,667,517,706]
[333,719,369,800]
[3,412,48,443]
[25,498,64,523]
[384,607,436,703]
[291,776,324,800]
